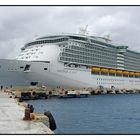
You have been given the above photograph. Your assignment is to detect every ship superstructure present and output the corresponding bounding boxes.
[1,33,140,89]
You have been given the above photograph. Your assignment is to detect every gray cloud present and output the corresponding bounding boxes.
[0,6,140,59]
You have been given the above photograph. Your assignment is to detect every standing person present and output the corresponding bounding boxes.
[1,85,3,91]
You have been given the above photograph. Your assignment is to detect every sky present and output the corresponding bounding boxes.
[0,6,140,59]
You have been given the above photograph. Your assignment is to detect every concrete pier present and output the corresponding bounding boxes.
[0,91,53,134]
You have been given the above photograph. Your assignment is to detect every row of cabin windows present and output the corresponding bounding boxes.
[19,46,40,57]
[124,64,140,69]
[18,47,44,59]
[62,50,117,59]
[97,82,124,85]
[124,66,140,71]
[70,50,116,60]
[69,42,117,54]
[22,45,43,51]
[97,78,125,82]
[19,51,37,56]
[61,53,117,64]
[70,45,116,56]
[19,56,39,59]
[124,61,140,66]
[70,41,140,61]
[125,52,140,58]
[64,48,117,59]
[0,65,47,71]
[124,67,140,72]
[62,52,117,61]
[124,63,140,68]
[25,38,68,47]
[124,56,140,61]
[60,57,117,68]
[69,45,116,54]
[90,39,116,48]
[90,44,117,53]
[19,51,43,57]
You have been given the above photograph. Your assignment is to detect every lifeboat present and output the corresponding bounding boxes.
[100,68,108,73]
[129,72,135,76]
[123,71,129,76]
[109,69,116,74]
[116,70,122,75]
[91,67,100,72]
[134,72,140,77]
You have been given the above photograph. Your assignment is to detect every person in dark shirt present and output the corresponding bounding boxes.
[1,85,3,90]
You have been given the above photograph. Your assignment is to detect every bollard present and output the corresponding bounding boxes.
[23,107,31,120]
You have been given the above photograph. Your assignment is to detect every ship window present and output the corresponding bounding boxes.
[20,66,24,69]
[44,68,48,70]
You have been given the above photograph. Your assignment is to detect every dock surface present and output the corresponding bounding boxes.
[0,91,53,134]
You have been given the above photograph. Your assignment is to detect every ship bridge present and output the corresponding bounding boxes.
[21,33,120,51]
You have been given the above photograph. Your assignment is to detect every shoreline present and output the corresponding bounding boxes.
[0,91,54,134]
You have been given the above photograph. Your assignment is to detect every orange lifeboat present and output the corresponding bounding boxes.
[109,69,116,74]
[116,70,122,75]
[129,72,135,76]
[101,68,108,73]
[134,72,139,77]
[91,67,100,73]
[123,71,129,76]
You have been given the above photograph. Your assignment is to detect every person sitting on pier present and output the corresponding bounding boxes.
[27,104,34,113]
[30,105,34,113]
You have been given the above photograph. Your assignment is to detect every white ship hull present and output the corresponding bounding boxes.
[1,59,140,90]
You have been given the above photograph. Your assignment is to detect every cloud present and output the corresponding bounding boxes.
[0,6,140,58]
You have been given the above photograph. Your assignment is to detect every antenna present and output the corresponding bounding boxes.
[105,34,110,40]
[79,24,89,35]
[104,34,112,42]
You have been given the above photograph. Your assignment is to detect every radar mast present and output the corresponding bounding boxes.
[79,24,89,35]
[103,34,112,43]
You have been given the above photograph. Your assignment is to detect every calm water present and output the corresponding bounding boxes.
[28,94,140,134]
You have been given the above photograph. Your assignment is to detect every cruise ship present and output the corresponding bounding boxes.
[1,31,140,89]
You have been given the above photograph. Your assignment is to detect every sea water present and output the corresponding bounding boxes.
[28,94,140,134]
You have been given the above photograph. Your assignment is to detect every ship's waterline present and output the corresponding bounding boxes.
[0,33,140,89]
